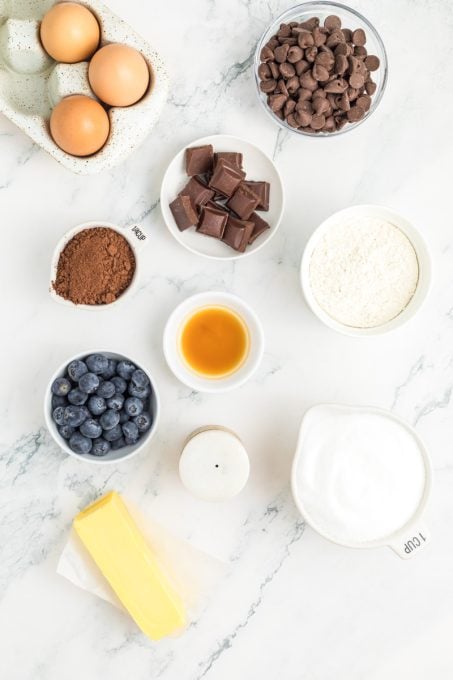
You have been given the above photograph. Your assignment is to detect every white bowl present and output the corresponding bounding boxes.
[291,404,432,559]
[0,0,168,175]
[163,292,264,393]
[50,220,149,310]
[160,134,285,260]
[44,349,160,464]
[300,205,432,336]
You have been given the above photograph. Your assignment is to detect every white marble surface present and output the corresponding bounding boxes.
[1,0,453,677]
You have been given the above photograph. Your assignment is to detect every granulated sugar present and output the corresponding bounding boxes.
[309,217,419,328]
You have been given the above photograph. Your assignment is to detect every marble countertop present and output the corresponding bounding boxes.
[1,0,453,678]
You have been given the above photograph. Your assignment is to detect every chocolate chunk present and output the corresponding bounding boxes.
[179,176,215,211]
[170,195,198,232]
[214,151,243,171]
[209,160,244,198]
[222,215,254,253]
[248,212,270,244]
[185,145,214,176]
[242,181,270,211]
[197,204,228,239]
[227,183,260,220]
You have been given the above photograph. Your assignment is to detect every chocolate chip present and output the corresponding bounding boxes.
[326,29,345,48]
[298,87,313,101]
[334,42,349,56]
[260,79,277,93]
[312,27,327,46]
[347,105,365,122]
[284,98,296,116]
[352,29,366,46]
[269,61,280,79]
[287,113,299,128]
[295,110,312,127]
[297,30,314,49]
[298,17,319,31]
[315,51,335,69]
[260,46,274,62]
[266,37,279,50]
[342,28,352,41]
[305,45,318,63]
[296,99,313,114]
[268,93,287,112]
[258,63,272,80]
[312,63,330,81]
[310,113,326,130]
[349,73,365,89]
[277,23,291,39]
[277,79,289,97]
[335,54,348,74]
[365,55,380,71]
[354,45,368,58]
[324,78,348,93]
[279,62,296,79]
[365,80,377,95]
[287,45,303,63]
[356,94,372,111]
[337,92,350,111]
[295,59,310,75]
[286,76,300,94]
[274,43,289,63]
[300,71,318,91]
[324,15,341,31]
[313,97,329,114]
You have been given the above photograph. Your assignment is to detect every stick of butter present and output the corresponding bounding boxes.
[73,491,187,641]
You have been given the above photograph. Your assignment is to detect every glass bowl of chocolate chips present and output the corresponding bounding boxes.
[255,2,388,136]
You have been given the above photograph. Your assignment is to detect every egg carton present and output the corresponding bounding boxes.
[0,0,168,174]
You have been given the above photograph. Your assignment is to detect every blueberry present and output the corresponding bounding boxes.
[100,409,120,430]
[117,360,136,380]
[119,409,130,424]
[69,432,92,455]
[134,412,152,433]
[128,382,151,399]
[86,354,109,375]
[111,436,126,450]
[67,360,88,382]
[52,406,65,425]
[103,424,123,442]
[63,405,88,428]
[122,421,139,441]
[124,397,144,417]
[92,438,111,456]
[125,436,140,446]
[80,418,103,439]
[58,424,75,439]
[101,359,117,380]
[79,372,100,394]
[107,393,124,412]
[111,376,127,394]
[131,369,150,389]
[67,388,88,405]
[87,395,106,416]
[51,377,71,396]
[52,394,67,409]
[96,380,116,399]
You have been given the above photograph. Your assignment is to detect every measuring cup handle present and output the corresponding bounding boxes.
[388,522,431,559]
[126,224,149,252]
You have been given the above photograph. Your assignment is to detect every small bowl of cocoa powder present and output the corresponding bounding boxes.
[50,221,149,309]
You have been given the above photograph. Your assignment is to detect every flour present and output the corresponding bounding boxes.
[294,406,426,544]
[309,217,419,328]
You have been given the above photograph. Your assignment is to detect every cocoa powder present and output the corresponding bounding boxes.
[53,227,136,305]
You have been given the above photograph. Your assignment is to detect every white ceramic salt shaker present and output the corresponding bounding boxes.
[179,427,250,502]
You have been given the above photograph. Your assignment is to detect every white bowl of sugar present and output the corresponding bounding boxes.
[300,205,432,336]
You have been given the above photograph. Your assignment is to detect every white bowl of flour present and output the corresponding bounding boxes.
[301,205,431,335]
[291,404,432,559]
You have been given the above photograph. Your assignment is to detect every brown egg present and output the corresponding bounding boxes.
[88,43,150,107]
[40,2,100,63]
[50,95,110,156]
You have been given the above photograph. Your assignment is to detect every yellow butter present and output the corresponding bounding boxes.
[73,491,186,641]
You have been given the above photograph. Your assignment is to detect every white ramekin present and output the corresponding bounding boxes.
[300,205,432,336]
[44,349,160,465]
[291,404,432,559]
[163,292,264,393]
[50,220,149,310]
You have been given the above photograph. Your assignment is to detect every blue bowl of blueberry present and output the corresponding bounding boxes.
[45,351,160,463]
